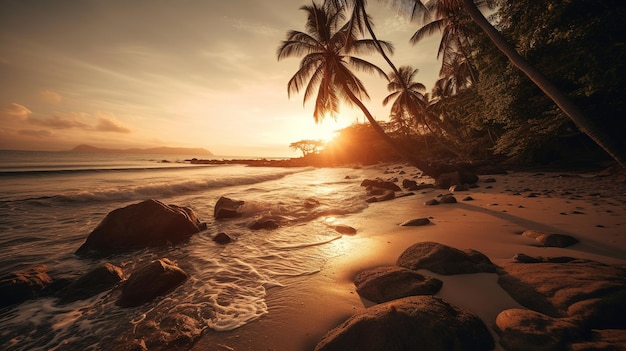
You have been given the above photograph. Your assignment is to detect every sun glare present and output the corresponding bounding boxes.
[310,119,348,145]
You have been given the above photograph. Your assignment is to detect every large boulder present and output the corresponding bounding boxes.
[0,265,52,307]
[75,199,203,257]
[214,196,245,220]
[117,258,188,308]
[396,241,496,275]
[496,309,583,351]
[314,296,494,351]
[497,259,626,326]
[354,266,442,303]
[56,263,124,304]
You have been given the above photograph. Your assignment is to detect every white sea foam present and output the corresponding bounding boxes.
[0,152,384,350]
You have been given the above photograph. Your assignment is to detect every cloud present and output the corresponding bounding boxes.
[40,90,63,104]
[95,115,132,133]
[18,129,54,137]
[1,103,32,120]
[32,114,90,129]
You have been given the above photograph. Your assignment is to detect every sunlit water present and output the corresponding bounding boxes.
[0,150,385,350]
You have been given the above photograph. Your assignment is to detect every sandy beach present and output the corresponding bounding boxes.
[191,163,626,351]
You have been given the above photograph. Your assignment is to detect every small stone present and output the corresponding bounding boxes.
[400,218,431,226]
[425,199,439,206]
[440,195,457,204]
[213,232,232,244]
[463,196,474,201]
[513,253,543,263]
[334,225,357,235]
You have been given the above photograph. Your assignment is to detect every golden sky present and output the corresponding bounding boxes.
[0,1,441,157]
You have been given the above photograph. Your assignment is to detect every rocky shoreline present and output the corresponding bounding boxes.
[2,163,626,350]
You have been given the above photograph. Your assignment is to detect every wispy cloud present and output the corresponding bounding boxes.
[95,114,131,133]
[1,103,32,120]
[39,89,63,104]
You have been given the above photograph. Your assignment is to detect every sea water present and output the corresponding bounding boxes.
[0,150,383,350]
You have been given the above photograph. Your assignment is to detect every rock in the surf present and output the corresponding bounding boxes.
[75,199,204,257]
[117,258,187,307]
[214,196,245,219]
[0,265,52,307]
[56,263,124,303]
[314,296,493,351]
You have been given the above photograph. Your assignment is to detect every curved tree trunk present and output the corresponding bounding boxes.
[343,85,438,177]
[461,0,625,167]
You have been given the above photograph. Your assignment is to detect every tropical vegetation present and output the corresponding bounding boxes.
[280,0,626,168]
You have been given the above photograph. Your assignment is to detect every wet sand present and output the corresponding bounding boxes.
[191,165,626,351]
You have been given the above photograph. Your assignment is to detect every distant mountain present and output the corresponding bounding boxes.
[71,144,213,155]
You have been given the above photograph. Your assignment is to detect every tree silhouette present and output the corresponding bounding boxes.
[278,2,437,176]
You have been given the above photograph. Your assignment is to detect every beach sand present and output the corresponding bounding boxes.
[191,165,626,351]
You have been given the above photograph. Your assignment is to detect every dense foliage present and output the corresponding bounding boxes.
[285,0,625,167]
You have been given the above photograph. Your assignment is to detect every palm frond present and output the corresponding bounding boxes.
[347,56,388,80]
[410,18,445,44]
[382,91,400,106]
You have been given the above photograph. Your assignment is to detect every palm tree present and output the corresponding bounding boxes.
[277,2,437,176]
[410,0,478,86]
[383,65,427,135]
[403,0,625,166]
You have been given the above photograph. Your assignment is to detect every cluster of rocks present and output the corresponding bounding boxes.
[315,236,626,350]
[316,241,497,350]
[1,200,203,310]
[360,164,483,206]
[496,257,626,350]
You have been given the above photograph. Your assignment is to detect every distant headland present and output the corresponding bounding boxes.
[70,144,213,156]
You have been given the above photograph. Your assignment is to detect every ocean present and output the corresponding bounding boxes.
[0,150,384,350]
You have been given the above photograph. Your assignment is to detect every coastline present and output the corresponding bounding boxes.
[191,163,626,350]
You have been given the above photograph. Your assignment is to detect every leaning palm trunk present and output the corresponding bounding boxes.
[343,83,438,176]
[461,0,625,167]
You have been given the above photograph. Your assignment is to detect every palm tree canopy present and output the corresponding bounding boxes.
[277,2,390,122]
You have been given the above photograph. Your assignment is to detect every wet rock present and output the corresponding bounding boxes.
[247,217,280,230]
[75,199,203,257]
[214,196,245,220]
[360,179,401,192]
[334,225,357,235]
[354,266,442,303]
[117,258,188,308]
[56,263,124,304]
[213,232,232,244]
[397,242,496,275]
[365,190,395,203]
[522,230,579,248]
[0,265,52,307]
[314,296,494,351]
[400,218,430,226]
